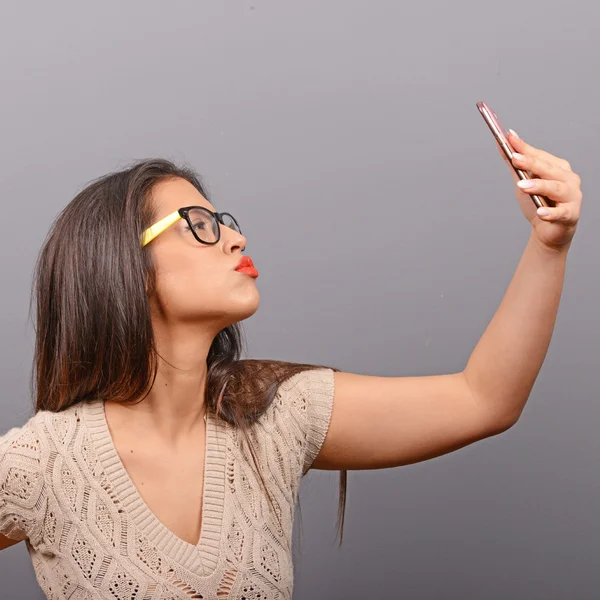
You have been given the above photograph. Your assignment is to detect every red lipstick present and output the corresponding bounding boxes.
[235,255,259,278]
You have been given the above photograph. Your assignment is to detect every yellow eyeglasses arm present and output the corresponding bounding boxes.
[141,210,182,247]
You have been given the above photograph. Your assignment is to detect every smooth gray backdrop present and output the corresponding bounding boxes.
[0,1,598,598]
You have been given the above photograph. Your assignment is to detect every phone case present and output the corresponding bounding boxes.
[476,101,549,209]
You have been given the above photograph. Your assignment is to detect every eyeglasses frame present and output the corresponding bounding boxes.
[141,206,241,247]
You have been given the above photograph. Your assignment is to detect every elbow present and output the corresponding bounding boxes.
[463,373,525,438]
[484,406,523,437]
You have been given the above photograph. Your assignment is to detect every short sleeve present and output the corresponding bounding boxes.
[276,368,335,476]
[0,419,48,544]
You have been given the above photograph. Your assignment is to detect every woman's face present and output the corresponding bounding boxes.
[147,177,260,331]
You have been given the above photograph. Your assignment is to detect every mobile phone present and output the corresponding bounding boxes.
[476,101,549,209]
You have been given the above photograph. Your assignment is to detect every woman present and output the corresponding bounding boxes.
[0,130,582,599]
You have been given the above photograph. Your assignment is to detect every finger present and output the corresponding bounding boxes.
[511,152,568,183]
[535,204,577,224]
[516,178,571,203]
[508,130,572,171]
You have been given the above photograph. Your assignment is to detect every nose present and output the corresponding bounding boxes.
[222,225,247,254]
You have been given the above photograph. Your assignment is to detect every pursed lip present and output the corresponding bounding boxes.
[235,255,259,278]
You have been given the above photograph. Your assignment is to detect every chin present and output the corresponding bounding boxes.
[225,288,260,326]
[237,293,261,322]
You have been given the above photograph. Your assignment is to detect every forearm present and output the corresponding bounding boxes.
[463,231,569,425]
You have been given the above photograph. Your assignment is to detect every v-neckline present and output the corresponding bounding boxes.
[81,398,228,575]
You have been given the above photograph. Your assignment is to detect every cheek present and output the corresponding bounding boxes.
[158,261,221,300]
[150,248,260,323]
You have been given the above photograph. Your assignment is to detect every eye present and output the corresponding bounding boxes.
[184,218,210,231]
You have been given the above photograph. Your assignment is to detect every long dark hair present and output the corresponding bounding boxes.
[31,159,347,544]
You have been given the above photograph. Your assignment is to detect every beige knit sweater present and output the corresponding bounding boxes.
[0,368,335,599]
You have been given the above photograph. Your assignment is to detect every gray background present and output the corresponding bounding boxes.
[0,1,598,598]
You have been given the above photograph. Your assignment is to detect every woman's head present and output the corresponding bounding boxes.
[145,175,259,336]
[33,159,258,412]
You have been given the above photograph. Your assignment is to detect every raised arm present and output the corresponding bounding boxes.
[311,131,582,471]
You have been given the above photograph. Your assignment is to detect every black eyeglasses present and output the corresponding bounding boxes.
[141,206,242,247]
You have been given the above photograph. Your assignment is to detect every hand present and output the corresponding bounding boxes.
[500,130,582,251]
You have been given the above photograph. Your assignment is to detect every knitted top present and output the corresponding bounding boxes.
[0,368,335,599]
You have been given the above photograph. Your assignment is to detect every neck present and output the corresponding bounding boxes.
[111,320,217,441]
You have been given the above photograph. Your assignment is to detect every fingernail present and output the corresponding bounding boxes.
[509,129,520,139]
[512,152,526,161]
[517,180,535,189]
[537,207,550,217]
